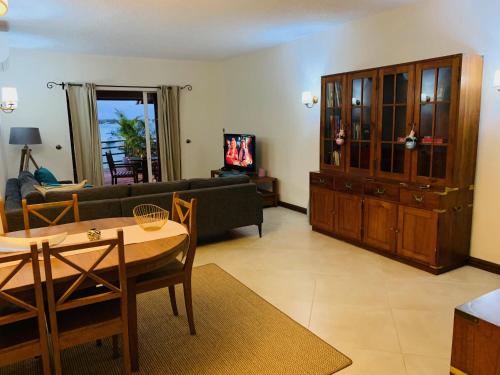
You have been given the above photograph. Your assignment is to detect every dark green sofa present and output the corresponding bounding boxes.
[4,174,263,239]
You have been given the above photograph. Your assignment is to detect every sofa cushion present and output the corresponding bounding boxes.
[78,199,124,221]
[188,175,250,190]
[18,171,45,204]
[129,180,189,197]
[4,179,21,211]
[18,171,39,187]
[34,167,58,185]
[45,185,130,203]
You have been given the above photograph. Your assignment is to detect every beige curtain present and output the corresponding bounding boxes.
[65,83,104,186]
[157,86,182,181]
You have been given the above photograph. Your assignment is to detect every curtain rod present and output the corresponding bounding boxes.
[46,81,193,91]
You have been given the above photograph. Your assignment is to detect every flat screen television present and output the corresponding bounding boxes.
[223,133,256,173]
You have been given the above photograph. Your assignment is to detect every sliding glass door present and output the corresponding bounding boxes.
[96,89,160,184]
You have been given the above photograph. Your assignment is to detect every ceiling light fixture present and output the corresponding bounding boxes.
[0,0,8,16]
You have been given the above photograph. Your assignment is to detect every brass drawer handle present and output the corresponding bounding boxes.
[345,182,353,190]
[374,188,386,195]
[413,194,424,203]
[453,205,463,213]
[319,178,326,184]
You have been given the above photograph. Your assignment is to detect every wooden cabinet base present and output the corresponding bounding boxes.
[311,224,468,275]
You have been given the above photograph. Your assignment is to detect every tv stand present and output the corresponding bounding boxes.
[211,169,278,207]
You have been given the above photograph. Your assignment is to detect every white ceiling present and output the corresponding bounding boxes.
[4,0,418,61]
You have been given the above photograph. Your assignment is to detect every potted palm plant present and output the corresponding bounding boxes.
[112,110,147,160]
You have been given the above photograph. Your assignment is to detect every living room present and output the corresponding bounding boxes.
[0,0,499,374]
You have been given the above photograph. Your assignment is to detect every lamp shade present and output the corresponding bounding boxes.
[494,70,500,89]
[0,0,8,16]
[9,127,42,145]
[1,87,18,108]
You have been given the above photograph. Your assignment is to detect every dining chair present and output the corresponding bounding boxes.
[136,192,198,334]
[42,229,131,375]
[22,193,80,230]
[105,151,139,185]
[0,198,8,233]
[0,244,51,374]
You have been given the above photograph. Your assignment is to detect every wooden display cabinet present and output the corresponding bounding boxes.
[310,54,483,273]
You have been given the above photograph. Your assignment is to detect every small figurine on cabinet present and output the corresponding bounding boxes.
[336,128,345,145]
[332,150,341,166]
[405,127,418,150]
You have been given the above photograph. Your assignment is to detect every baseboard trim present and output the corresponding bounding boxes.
[468,257,500,275]
[278,201,307,215]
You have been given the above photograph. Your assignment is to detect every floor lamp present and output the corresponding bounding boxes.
[9,127,42,173]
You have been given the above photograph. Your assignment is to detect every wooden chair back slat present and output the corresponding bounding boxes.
[171,192,198,271]
[42,231,125,312]
[0,250,41,323]
[105,151,117,174]
[42,229,130,375]
[22,193,80,230]
[51,242,120,306]
[0,257,30,290]
[0,198,8,233]
[0,243,50,373]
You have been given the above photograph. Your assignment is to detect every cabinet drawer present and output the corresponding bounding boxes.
[334,177,363,194]
[364,182,399,202]
[310,173,334,189]
[400,189,440,209]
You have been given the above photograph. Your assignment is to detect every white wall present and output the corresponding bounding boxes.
[0,49,221,182]
[217,0,500,264]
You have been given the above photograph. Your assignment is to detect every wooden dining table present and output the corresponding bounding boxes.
[0,217,189,371]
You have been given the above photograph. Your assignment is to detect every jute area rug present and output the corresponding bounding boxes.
[1,263,352,374]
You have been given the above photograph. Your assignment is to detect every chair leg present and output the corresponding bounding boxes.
[112,335,119,359]
[127,278,139,372]
[258,224,262,238]
[38,353,50,375]
[183,280,196,335]
[121,333,132,375]
[168,285,179,316]
[52,347,63,375]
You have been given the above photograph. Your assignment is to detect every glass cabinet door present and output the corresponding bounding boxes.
[347,70,377,175]
[377,65,414,180]
[412,57,459,184]
[321,75,346,170]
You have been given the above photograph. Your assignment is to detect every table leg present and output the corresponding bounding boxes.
[127,277,139,372]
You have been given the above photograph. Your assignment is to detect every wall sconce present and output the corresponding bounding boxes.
[1,87,18,113]
[302,91,318,108]
[0,0,8,16]
[494,70,500,91]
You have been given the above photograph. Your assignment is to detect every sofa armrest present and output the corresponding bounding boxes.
[176,183,263,238]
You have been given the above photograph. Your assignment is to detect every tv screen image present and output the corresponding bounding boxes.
[224,134,256,172]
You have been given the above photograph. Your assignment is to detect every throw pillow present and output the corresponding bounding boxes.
[34,167,59,185]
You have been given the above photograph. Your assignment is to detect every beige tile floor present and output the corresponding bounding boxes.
[194,207,500,375]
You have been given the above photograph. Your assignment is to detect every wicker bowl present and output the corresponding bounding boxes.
[133,204,169,231]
